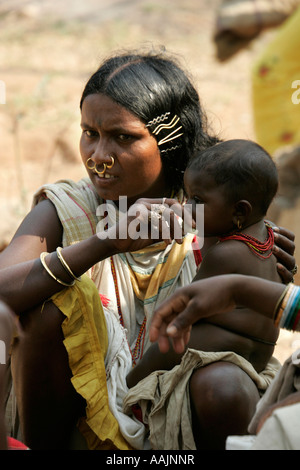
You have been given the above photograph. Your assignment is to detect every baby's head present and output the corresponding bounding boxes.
[184,139,278,235]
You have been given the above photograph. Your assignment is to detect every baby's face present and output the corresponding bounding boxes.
[184,168,235,237]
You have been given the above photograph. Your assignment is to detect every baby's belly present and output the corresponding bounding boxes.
[188,319,276,373]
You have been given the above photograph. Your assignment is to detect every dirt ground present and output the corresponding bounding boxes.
[0,0,299,364]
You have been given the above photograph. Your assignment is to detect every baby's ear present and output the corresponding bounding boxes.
[232,200,252,229]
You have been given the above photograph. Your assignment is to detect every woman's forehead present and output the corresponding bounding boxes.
[81,93,144,129]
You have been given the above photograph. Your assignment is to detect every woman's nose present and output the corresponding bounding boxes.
[91,140,109,164]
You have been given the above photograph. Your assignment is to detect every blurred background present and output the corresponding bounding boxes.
[0,0,299,362]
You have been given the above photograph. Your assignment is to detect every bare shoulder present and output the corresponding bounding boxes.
[0,199,63,266]
[195,239,245,280]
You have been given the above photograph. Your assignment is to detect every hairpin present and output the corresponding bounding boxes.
[160,144,181,153]
[146,112,170,128]
[147,113,183,147]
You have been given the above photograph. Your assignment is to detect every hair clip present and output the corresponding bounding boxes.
[146,112,170,128]
[147,113,183,147]
[152,115,180,135]
[160,144,181,153]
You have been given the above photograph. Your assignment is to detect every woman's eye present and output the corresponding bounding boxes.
[118,134,132,142]
[84,130,97,138]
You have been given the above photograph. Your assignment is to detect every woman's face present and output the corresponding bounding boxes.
[80,93,168,206]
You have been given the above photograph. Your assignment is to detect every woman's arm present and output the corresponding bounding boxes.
[0,200,121,313]
[0,197,183,314]
[149,274,286,354]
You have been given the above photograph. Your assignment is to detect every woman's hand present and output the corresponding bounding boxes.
[98,197,191,254]
[149,276,237,354]
[149,274,287,354]
[272,226,296,283]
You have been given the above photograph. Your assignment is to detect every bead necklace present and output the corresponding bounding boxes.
[219,223,274,259]
[110,256,146,366]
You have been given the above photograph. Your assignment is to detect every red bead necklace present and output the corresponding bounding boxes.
[219,223,274,259]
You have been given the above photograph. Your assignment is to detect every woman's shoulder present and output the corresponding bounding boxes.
[33,177,99,201]
[32,178,103,245]
[32,178,104,215]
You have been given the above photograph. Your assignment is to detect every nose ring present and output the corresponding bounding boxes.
[106,156,114,169]
[86,155,114,175]
[86,158,106,174]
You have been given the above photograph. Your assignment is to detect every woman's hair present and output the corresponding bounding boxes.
[188,139,278,215]
[80,49,220,192]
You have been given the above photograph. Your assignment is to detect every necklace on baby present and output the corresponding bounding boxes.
[218,222,274,259]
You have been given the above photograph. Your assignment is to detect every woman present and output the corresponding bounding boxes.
[0,49,295,450]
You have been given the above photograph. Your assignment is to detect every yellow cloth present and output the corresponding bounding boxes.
[129,240,193,303]
[252,7,300,154]
[51,275,132,450]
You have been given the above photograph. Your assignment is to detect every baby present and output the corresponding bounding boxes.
[127,139,282,385]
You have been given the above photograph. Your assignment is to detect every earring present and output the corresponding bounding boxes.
[237,219,242,230]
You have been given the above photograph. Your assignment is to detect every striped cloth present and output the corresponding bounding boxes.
[33,177,199,361]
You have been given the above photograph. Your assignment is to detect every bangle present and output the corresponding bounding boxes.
[274,284,291,324]
[274,283,294,327]
[279,285,297,328]
[40,252,75,287]
[281,286,300,331]
[56,247,81,281]
[274,284,300,331]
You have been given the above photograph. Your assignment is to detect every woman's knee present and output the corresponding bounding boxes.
[18,299,64,338]
[189,361,260,449]
[191,361,259,406]
[11,300,85,448]
[12,299,72,387]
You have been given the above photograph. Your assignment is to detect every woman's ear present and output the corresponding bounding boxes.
[232,200,252,230]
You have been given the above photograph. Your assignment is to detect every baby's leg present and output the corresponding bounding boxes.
[126,340,183,388]
[126,323,205,388]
